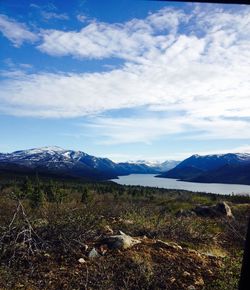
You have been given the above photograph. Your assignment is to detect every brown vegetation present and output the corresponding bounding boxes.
[0,177,249,289]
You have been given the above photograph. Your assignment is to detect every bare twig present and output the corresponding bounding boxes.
[0,199,45,266]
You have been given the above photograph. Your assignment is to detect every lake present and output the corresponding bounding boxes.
[111,174,250,195]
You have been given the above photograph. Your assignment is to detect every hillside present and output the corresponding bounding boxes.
[0,147,177,180]
[0,147,118,180]
[191,163,250,185]
[158,153,250,185]
[0,175,248,289]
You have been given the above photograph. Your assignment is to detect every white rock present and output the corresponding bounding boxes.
[99,231,141,250]
[88,248,101,259]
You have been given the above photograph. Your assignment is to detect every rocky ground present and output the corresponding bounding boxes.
[0,231,223,290]
[0,180,248,289]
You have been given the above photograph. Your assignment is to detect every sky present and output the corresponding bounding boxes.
[0,0,250,162]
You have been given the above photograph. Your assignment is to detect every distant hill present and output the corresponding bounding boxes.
[158,165,205,180]
[0,147,178,180]
[125,160,180,173]
[191,163,250,185]
[157,153,250,185]
[115,162,159,175]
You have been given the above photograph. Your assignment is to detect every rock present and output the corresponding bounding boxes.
[215,202,233,217]
[98,231,141,250]
[176,209,196,218]
[78,258,86,264]
[88,248,101,259]
[187,286,196,290]
[193,202,233,218]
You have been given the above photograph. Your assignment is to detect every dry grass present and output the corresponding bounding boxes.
[0,180,248,289]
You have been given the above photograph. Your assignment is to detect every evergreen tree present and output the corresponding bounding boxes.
[118,188,124,196]
[20,176,33,199]
[55,188,67,205]
[113,191,119,200]
[45,180,56,202]
[30,175,43,208]
[81,187,90,203]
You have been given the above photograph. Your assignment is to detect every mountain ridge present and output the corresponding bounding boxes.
[0,147,179,180]
[158,153,250,185]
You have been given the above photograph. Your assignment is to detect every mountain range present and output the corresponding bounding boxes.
[0,146,179,180]
[158,153,250,185]
[1,147,250,184]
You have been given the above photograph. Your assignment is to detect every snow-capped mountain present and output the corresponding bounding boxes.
[0,146,115,169]
[158,153,250,184]
[175,153,250,171]
[0,146,170,180]
[1,146,83,165]
[127,160,180,172]
[2,148,250,184]
[0,146,118,180]
[154,160,181,172]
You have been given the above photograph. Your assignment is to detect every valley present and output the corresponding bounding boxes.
[1,147,250,185]
[0,147,250,289]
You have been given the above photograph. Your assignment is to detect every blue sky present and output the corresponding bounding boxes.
[1,0,250,161]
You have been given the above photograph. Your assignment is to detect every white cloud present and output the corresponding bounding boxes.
[102,144,250,163]
[82,115,250,145]
[0,14,38,46]
[41,12,69,21]
[76,14,88,23]
[85,116,186,144]
[30,2,68,21]
[38,8,184,61]
[1,6,250,144]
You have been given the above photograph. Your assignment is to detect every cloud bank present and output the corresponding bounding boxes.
[1,6,250,143]
[38,8,185,61]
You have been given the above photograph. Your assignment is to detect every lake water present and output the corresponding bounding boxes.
[111,174,250,195]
